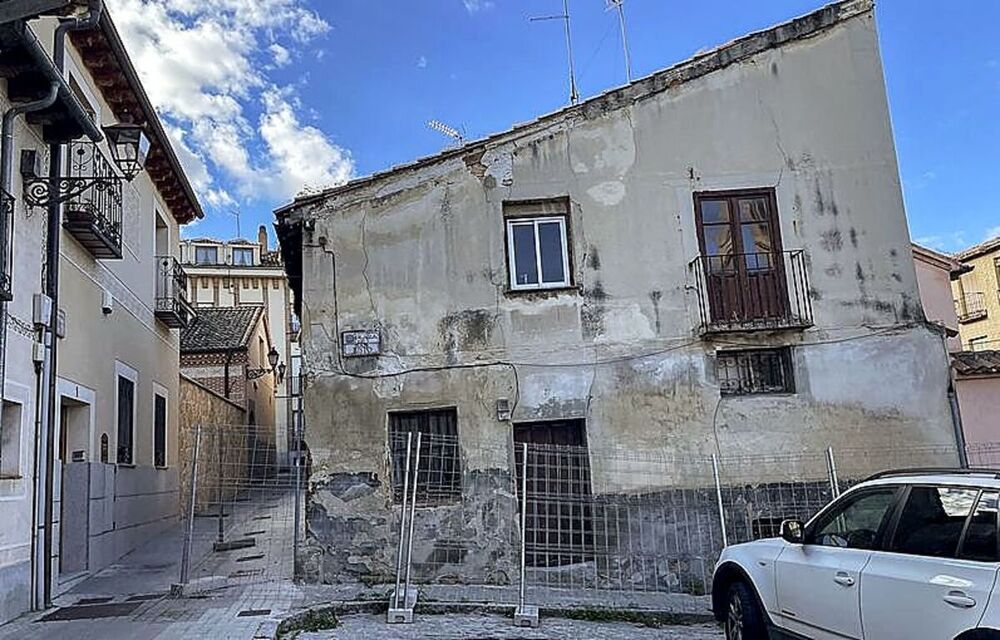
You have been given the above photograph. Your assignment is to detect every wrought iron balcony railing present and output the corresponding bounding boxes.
[60,141,123,259]
[0,190,13,301]
[155,255,196,328]
[956,291,988,324]
[689,250,813,335]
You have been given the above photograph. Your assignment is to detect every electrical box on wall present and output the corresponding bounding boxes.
[496,398,512,421]
[56,308,66,339]
[341,329,381,357]
[32,293,52,328]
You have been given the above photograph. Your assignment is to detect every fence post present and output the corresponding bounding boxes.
[712,454,728,548]
[178,424,202,586]
[292,404,303,579]
[513,442,539,628]
[826,446,841,499]
[402,432,422,606]
[519,442,528,610]
[392,432,413,610]
[216,428,225,544]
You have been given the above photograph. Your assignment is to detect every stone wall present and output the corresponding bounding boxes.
[178,374,247,514]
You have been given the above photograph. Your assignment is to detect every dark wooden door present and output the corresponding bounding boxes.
[513,420,593,567]
[695,190,788,325]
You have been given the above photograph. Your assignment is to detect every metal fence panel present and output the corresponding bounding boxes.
[178,422,304,588]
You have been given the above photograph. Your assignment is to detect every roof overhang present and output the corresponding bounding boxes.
[274,215,302,317]
[0,0,82,24]
[68,11,204,223]
[0,20,102,143]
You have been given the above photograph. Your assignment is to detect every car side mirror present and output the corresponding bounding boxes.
[780,519,805,544]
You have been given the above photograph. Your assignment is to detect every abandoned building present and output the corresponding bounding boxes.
[275,0,960,586]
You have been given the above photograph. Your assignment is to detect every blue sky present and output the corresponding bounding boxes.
[112,1,999,252]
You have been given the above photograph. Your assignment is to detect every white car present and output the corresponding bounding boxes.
[712,470,1000,640]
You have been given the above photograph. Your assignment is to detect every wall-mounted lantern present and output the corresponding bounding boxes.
[102,122,150,182]
[22,122,150,208]
[246,346,281,381]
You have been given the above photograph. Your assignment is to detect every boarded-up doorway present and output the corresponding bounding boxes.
[513,419,593,567]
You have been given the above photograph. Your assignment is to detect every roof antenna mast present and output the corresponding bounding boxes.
[427,120,465,146]
[530,0,579,104]
[606,0,632,82]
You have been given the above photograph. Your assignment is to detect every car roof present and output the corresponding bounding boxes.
[856,470,1000,491]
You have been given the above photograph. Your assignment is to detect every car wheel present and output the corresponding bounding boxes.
[726,580,767,640]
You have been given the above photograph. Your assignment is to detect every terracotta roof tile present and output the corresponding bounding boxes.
[180,306,263,353]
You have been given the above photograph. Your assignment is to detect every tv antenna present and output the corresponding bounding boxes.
[606,0,632,82]
[228,208,242,239]
[427,119,464,145]
[530,0,579,104]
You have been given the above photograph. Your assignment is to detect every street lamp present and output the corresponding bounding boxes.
[247,346,281,380]
[102,122,150,182]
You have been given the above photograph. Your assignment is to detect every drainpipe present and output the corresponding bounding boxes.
[40,0,104,608]
[950,383,969,468]
[1,82,59,611]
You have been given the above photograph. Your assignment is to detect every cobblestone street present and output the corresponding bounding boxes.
[303,614,723,640]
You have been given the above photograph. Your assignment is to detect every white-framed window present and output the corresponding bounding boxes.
[232,247,254,266]
[115,361,138,465]
[505,216,571,290]
[195,246,218,265]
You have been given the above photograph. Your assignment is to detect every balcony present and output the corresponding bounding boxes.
[956,292,988,324]
[689,250,813,335]
[155,256,196,328]
[0,190,12,302]
[62,142,123,259]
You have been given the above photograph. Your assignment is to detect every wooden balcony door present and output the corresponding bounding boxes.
[695,189,788,325]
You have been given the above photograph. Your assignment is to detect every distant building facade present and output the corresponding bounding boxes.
[179,227,298,467]
[953,237,1000,351]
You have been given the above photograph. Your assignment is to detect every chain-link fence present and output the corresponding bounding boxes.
[383,434,964,617]
[176,422,304,589]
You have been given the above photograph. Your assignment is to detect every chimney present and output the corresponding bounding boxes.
[258,225,268,253]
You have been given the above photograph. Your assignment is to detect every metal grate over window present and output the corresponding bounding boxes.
[717,348,794,395]
[389,408,462,505]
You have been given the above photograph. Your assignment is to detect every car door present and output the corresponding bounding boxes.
[774,486,900,640]
[861,486,1000,640]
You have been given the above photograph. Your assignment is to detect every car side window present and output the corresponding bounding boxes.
[889,486,979,558]
[958,491,999,562]
[809,488,897,550]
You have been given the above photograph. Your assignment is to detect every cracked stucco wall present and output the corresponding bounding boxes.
[290,7,959,583]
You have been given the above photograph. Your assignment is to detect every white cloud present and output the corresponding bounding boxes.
[260,87,354,197]
[462,0,494,13]
[985,226,1000,241]
[269,43,292,67]
[417,55,427,69]
[107,0,352,206]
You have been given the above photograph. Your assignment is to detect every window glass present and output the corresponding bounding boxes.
[153,394,167,467]
[195,246,218,265]
[810,488,896,549]
[890,487,979,558]
[511,223,538,286]
[117,376,134,465]
[700,199,730,224]
[538,221,565,284]
[960,491,999,562]
[702,224,734,258]
[232,248,253,266]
